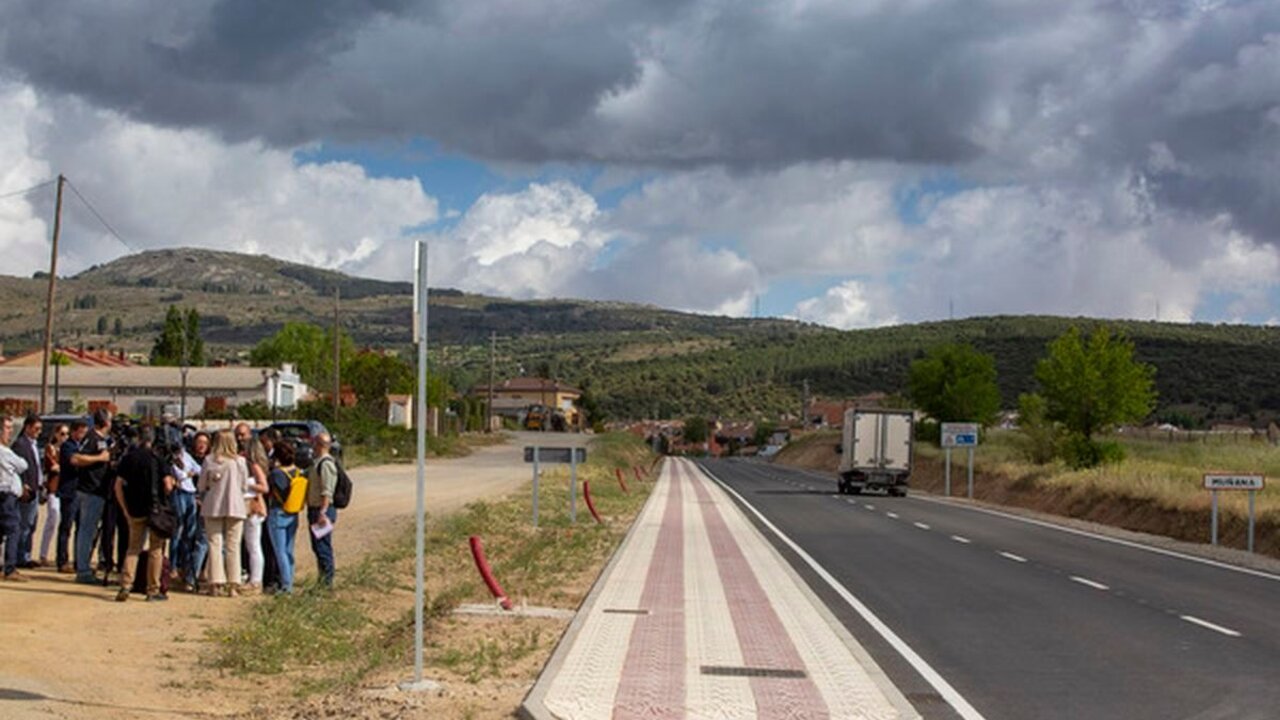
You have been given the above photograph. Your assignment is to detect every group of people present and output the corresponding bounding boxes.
[0,411,340,602]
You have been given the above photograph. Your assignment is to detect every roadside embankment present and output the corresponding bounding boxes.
[772,429,1280,560]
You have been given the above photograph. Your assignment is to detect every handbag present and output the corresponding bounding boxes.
[148,501,178,539]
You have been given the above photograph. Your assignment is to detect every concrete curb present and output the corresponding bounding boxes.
[519,460,665,720]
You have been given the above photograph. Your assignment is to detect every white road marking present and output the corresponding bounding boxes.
[909,494,1280,583]
[913,522,931,531]
[1180,615,1242,637]
[886,512,900,519]
[831,495,841,499]
[865,504,876,511]
[1069,576,1110,591]
[999,552,1028,563]
[846,499,857,505]
[701,465,989,720]
[951,535,971,544]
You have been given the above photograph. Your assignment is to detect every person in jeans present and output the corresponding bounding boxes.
[265,441,301,594]
[38,423,68,566]
[113,426,173,602]
[306,432,338,587]
[72,410,113,585]
[170,432,204,591]
[55,420,87,573]
[0,415,31,582]
[10,414,43,569]
[198,430,248,597]
[242,437,270,592]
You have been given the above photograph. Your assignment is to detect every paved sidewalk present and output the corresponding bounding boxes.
[524,458,917,719]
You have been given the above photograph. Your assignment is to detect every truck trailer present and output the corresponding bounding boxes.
[837,408,914,496]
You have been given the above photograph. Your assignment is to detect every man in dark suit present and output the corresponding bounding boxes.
[11,414,43,569]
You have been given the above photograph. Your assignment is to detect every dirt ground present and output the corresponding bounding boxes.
[0,436,539,720]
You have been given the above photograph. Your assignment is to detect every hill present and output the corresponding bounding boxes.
[3,249,1279,427]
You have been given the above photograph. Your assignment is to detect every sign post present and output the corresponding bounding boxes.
[525,446,587,526]
[941,423,980,499]
[399,240,438,692]
[1202,474,1265,550]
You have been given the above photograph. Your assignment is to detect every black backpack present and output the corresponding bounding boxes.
[320,456,353,509]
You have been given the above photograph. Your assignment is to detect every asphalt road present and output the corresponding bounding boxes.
[700,458,1280,720]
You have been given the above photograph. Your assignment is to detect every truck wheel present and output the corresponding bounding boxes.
[891,488,907,497]
[848,486,862,495]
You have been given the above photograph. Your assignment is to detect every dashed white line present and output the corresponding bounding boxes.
[999,552,1028,563]
[950,535,971,544]
[913,522,931,531]
[1180,615,1242,637]
[886,512,900,519]
[1069,576,1110,591]
[865,504,876,511]
[846,499,857,505]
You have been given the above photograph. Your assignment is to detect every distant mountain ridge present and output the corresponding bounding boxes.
[3,248,1279,426]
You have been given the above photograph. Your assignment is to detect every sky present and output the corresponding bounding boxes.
[2,0,1279,328]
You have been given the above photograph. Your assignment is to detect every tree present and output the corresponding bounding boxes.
[907,343,1001,426]
[344,350,414,414]
[1035,326,1156,467]
[1015,393,1060,465]
[249,322,352,388]
[682,416,708,445]
[151,305,203,366]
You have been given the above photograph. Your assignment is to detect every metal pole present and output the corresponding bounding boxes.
[333,286,341,423]
[1247,490,1255,553]
[570,448,581,520]
[487,331,496,433]
[411,241,428,686]
[966,447,974,499]
[532,446,540,527]
[39,175,66,413]
[1210,490,1218,546]
[945,448,952,497]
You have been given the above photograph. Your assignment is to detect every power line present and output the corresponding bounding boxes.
[64,179,137,252]
[0,178,57,202]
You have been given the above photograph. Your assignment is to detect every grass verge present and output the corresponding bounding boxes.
[207,431,657,710]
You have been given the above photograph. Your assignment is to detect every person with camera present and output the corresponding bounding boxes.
[113,426,175,602]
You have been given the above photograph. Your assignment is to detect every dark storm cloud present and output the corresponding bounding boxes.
[2,0,1279,239]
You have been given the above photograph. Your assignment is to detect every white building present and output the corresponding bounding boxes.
[0,363,306,419]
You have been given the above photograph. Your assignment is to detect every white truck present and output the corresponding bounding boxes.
[837,408,914,496]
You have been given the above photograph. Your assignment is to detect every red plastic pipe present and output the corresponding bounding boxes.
[583,481,604,524]
[468,535,513,611]
[615,467,629,494]
[634,466,645,483]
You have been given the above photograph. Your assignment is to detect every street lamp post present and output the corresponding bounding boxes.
[179,322,189,422]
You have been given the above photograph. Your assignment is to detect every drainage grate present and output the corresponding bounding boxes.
[700,665,807,679]
[602,608,650,615]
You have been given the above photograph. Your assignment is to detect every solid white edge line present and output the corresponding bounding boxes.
[951,535,971,544]
[999,552,1028,563]
[700,464,987,720]
[913,522,931,531]
[909,494,1280,583]
[1069,576,1110,591]
[1179,615,1242,637]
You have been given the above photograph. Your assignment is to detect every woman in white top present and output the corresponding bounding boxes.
[197,430,248,597]
[242,438,270,592]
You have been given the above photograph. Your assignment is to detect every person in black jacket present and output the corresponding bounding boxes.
[10,414,43,569]
[72,410,113,584]
[55,420,87,573]
[113,426,173,602]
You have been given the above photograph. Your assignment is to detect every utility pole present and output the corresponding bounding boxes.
[39,174,66,413]
[802,378,810,429]
[332,286,341,424]
[486,331,496,433]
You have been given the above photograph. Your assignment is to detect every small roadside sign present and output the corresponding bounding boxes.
[1203,473,1265,552]
[524,447,587,464]
[1203,474,1264,491]
[941,423,980,448]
